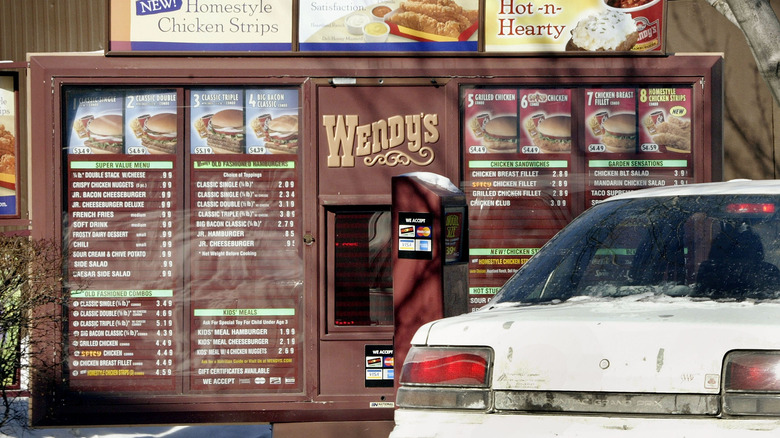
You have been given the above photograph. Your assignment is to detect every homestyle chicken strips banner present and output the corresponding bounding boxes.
[109,0,664,53]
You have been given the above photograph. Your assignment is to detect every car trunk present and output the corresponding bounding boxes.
[419,299,780,395]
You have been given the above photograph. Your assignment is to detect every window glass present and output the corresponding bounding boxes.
[333,210,393,326]
[493,195,780,304]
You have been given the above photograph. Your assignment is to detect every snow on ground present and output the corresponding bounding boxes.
[0,400,272,438]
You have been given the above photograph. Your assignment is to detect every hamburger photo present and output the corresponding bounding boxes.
[139,113,177,154]
[533,115,572,153]
[601,113,637,153]
[253,114,299,154]
[474,115,518,153]
[83,114,123,154]
[205,109,245,154]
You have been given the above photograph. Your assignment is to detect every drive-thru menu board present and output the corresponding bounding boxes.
[463,88,575,308]
[585,86,692,206]
[462,85,693,310]
[65,89,179,391]
[63,87,302,393]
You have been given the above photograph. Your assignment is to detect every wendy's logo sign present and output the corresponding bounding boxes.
[323,113,440,168]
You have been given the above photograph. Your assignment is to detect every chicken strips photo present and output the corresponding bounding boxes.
[388,0,478,38]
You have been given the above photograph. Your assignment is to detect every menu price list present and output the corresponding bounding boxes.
[68,289,176,391]
[586,159,692,206]
[67,158,178,283]
[190,157,301,282]
[66,157,179,391]
[465,159,574,311]
[191,306,300,392]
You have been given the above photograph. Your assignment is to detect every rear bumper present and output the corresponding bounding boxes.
[390,409,780,438]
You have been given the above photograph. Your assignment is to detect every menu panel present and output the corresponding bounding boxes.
[463,88,574,310]
[63,86,303,395]
[188,87,302,393]
[188,158,302,392]
[462,85,695,309]
[65,87,181,391]
[585,86,693,206]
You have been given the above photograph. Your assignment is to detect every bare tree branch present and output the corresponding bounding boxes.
[705,0,780,106]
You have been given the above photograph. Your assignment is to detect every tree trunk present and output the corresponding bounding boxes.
[707,0,780,106]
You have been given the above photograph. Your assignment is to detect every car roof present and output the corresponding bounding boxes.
[605,179,780,202]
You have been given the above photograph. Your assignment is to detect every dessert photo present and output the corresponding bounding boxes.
[566,10,639,52]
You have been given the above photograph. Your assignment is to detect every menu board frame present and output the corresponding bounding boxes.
[28,54,721,427]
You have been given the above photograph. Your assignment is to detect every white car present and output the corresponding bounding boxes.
[392,180,780,437]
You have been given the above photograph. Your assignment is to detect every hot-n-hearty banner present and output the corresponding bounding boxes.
[484,0,665,53]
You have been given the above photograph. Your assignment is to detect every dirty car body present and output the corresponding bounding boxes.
[391,180,780,437]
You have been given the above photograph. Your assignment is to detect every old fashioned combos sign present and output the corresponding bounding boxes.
[0,76,17,216]
[463,85,693,310]
[63,87,303,393]
[109,0,664,53]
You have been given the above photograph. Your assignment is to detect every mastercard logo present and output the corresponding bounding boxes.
[416,226,431,237]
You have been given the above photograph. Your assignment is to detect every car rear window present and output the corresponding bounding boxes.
[492,195,780,304]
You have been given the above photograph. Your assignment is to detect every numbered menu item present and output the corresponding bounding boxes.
[585,88,637,154]
[191,89,246,154]
[66,157,179,391]
[125,90,178,155]
[67,90,125,154]
[638,87,692,153]
[463,88,519,154]
[246,88,300,154]
[518,89,573,154]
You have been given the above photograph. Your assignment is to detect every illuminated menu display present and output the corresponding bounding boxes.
[462,86,694,310]
[462,88,574,310]
[584,86,693,206]
[63,87,302,394]
[66,157,178,391]
[189,158,301,392]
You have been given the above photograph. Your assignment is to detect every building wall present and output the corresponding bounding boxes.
[0,0,776,185]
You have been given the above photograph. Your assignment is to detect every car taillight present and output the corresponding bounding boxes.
[726,203,776,214]
[397,346,493,410]
[401,347,491,386]
[724,351,780,415]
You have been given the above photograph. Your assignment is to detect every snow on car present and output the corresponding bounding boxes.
[391,180,780,437]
